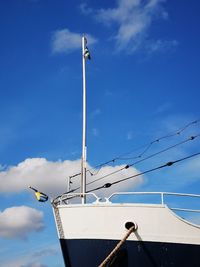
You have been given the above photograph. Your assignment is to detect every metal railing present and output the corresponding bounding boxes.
[53,191,200,214]
[53,192,101,206]
[106,192,200,213]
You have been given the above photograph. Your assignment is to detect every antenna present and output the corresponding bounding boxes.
[81,35,87,204]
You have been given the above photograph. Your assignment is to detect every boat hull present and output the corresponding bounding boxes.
[59,238,200,267]
[53,201,200,267]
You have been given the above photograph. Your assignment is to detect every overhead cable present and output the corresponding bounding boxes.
[87,151,200,193]
[85,134,200,187]
[68,119,199,180]
[67,134,200,193]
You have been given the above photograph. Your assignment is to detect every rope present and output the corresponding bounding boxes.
[98,225,136,267]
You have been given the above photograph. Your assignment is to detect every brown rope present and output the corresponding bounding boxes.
[98,225,136,267]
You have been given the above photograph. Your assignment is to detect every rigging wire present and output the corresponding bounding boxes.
[87,151,200,193]
[85,134,200,187]
[67,134,200,193]
[117,119,200,160]
[67,119,200,180]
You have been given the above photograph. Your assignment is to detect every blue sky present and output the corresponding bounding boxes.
[0,0,200,266]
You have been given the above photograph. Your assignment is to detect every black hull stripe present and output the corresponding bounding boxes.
[60,239,200,267]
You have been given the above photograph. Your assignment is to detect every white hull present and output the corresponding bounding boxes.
[52,192,200,266]
[54,203,200,245]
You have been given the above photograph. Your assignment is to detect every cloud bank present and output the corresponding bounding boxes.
[0,206,44,240]
[0,158,143,198]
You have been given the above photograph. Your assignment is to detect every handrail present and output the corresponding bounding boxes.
[107,191,200,203]
[53,191,200,214]
[53,192,101,206]
[107,191,164,203]
[106,191,200,213]
[171,208,200,213]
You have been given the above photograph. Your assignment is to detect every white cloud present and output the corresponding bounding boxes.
[79,3,93,15]
[146,39,178,54]
[0,158,143,198]
[87,164,143,197]
[96,0,166,51]
[32,247,58,258]
[1,244,59,267]
[51,28,97,54]
[85,0,176,53]
[175,156,200,184]
[3,260,48,267]
[0,206,44,240]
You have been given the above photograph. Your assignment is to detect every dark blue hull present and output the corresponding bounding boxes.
[60,239,200,267]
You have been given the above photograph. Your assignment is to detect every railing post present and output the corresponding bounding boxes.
[161,192,164,205]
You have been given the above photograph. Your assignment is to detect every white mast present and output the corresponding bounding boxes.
[81,36,87,204]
